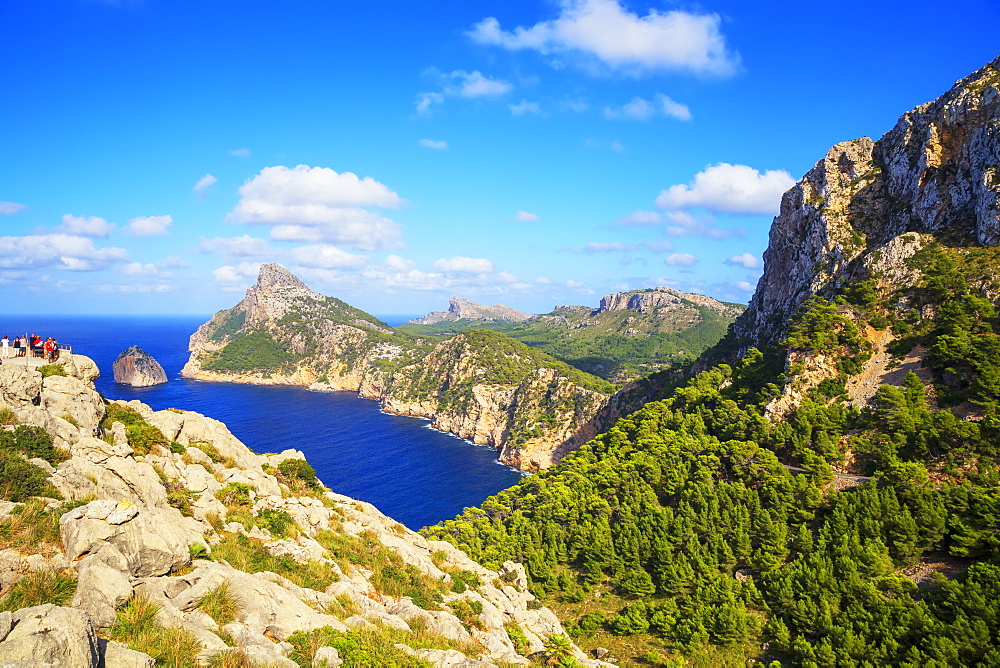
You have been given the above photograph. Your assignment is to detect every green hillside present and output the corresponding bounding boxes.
[423,242,1000,666]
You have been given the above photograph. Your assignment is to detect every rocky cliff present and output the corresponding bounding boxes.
[409,297,532,325]
[0,355,605,666]
[113,345,168,387]
[182,266,618,472]
[597,286,742,318]
[736,56,1000,348]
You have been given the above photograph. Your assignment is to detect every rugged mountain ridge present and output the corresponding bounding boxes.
[736,56,1000,347]
[423,57,1000,665]
[596,286,742,318]
[409,297,531,325]
[0,356,604,666]
[182,267,620,472]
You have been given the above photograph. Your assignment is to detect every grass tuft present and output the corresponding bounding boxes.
[0,569,76,611]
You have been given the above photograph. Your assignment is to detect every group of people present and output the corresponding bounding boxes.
[0,334,61,362]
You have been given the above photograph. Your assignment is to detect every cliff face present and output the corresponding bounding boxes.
[736,57,1000,347]
[183,266,616,472]
[409,297,532,325]
[0,353,604,666]
[597,286,742,318]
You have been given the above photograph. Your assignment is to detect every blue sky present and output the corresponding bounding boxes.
[2,0,998,316]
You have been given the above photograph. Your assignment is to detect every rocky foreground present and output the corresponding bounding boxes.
[0,356,602,666]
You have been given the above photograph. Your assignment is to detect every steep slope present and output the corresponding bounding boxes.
[424,57,1000,666]
[0,355,605,666]
[401,287,742,382]
[182,265,618,471]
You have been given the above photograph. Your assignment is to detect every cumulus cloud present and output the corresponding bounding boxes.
[664,252,698,267]
[193,173,217,199]
[725,252,761,269]
[735,280,756,291]
[200,235,275,258]
[289,244,368,269]
[433,256,494,274]
[416,69,512,115]
[418,138,448,150]
[655,163,795,215]
[512,211,540,222]
[0,234,128,271]
[227,165,403,250]
[126,215,173,237]
[58,214,115,238]
[230,148,251,158]
[604,94,691,121]
[0,201,26,216]
[468,0,739,77]
[213,262,261,288]
[509,100,543,116]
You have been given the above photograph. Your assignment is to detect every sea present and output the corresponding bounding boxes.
[1,315,524,530]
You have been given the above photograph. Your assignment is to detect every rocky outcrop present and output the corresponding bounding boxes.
[736,56,1000,347]
[112,346,168,387]
[410,297,532,325]
[597,286,741,318]
[0,358,604,667]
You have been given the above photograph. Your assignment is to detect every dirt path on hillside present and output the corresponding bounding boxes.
[846,326,933,408]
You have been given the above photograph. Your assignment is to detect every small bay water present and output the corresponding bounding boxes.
[1,315,523,529]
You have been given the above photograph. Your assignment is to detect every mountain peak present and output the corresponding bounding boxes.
[409,297,532,325]
[256,263,309,290]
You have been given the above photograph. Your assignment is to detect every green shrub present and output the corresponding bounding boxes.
[277,458,320,492]
[38,364,66,378]
[101,404,169,455]
[0,424,68,465]
[256,508,295,538]
[0,570,76,610]
[449,569,482,593]
[0,406,16,426]
[216,482,253,508]
[0,456,60,502]
[196,581,240,626]
[211,533,339,592]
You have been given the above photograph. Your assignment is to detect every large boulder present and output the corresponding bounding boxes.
[60,500,206,578]
[112,346,168,387]
[50,437,170,508]
[0,604,100,667]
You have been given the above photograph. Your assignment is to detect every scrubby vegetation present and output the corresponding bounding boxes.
[424,243,1000,665]
[0,425,68,501]
[101,403,171,455]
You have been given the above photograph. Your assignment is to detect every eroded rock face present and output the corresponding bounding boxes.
[0,604,101,667]
[409,296,532,325]
[736,56,1000,347]
[113,345,168,387]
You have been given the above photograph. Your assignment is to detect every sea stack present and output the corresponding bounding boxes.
[112,345,168,386]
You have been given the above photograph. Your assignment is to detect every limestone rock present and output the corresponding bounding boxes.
[100,640,155,668]
[113,346,168,387]
[313,646,343,667]
[736,56,1000,347]
[60,501,204,578]
[0,365,42,407]
[597,286,738,317]
[71,546,134,629]
[0,604,100,667]
[51,437,169,508]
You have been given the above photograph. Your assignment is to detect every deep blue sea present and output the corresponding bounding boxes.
[2,315,523,530]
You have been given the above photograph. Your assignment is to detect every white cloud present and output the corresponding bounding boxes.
[584,241,636,252]
[512,211,540,222]
[193,173,217,199]
[0,201,26,216]
[418,138,448,150]
[664,252,698,267]
[289,244,368,269]
[416,92,445,115]
[59,214,115,238]
[458,70,512,97]
[468,0,739,77]
[227,165,402,251]
[200,235,275,258]
[725,252,761,269]
[433,256,494,274]
[583,138,626,152]
[213,262,261,286]
[121,255,187,277]
[604,94,691,121]
[735,281,755,291]
[655,163,795,215]
[509,99,543,116]
[0,234,128,271]
[230,148,251,158]
[126,215,173,237]
[416,70,512,115]
[122,262,160,276]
